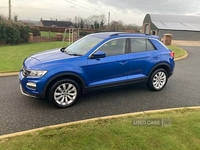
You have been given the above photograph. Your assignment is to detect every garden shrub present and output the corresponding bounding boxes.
[80,31,89,36]
[5,25,20,45]
[0,16,30,45]
[30,27,41,36]
[0,23,7,45]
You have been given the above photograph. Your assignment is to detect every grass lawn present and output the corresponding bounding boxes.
[167,46,187,58]
[0,41,68,73]
[1,108,200,150]
[0,42,185,73]
[40,31,70,38]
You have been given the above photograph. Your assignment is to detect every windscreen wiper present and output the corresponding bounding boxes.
[60,47,66,52]
[67,52,82,56]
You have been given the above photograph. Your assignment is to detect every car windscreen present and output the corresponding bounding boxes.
[65,35,104,56]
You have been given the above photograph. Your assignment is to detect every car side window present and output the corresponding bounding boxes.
[130,38,156,53]
[147,40,156,51]
[98,38,126,56]
[131,38,146,52]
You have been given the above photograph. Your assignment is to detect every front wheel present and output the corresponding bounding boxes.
[147,69,168,91]
[48,79,80,108]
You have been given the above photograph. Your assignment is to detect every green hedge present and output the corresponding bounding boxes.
[0,16,30,45]
[30,27,41,36]
[80,31,90,36]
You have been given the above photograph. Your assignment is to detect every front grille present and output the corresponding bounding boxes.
[22,68,30,77]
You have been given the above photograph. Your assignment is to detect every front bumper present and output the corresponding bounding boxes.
[19,71,45,98]
[19,84,43,98]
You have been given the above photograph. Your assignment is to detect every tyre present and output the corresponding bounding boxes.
[147,69,168,91]
[48,79,80,108]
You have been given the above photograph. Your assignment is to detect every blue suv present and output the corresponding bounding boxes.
[19,32,175,108]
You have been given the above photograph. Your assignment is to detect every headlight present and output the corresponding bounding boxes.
[29,70,47,77]
[22,68,47,77]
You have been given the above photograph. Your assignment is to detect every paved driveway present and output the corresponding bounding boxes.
[0,46,200,135]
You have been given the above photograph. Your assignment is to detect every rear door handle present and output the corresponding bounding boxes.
[119,61,127,65]
[153,57,159,60]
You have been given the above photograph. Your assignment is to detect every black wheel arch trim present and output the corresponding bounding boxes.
[148,63,172,78]
[44,72,86,96]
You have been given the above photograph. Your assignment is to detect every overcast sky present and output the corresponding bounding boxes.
[1,0,200,25]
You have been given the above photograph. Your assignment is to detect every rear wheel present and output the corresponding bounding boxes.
[147,69,168,91]
[48,79,80,108]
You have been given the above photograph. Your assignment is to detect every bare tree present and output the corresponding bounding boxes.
[72,16,83,28]
[14,14,18,22]
[84,19,90,29]
[80,19,84,29]
[88,14,107,30]
[99,14,106,27]
[110,20,125,31]
[125,24,142,32]
[88,15,99,29]
[73,16,78,28]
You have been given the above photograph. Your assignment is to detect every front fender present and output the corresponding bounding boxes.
[43,63,88,95]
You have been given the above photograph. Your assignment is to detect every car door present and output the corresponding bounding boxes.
[127,38,160,82]
[86,38,129,88]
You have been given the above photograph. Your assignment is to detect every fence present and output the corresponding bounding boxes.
[29,26,97,43]
[34,26,96,33]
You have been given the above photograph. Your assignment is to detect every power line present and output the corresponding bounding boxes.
[65,0,104,13]
[65,0,106,13]
[74,0,111,12]
[70,0,98,9]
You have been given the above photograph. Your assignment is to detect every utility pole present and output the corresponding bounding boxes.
[9,0,11,20]
[108,11,110,31]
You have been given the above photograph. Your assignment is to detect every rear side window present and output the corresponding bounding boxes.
[147,40,156,51]
[149,39,168,50]
[130,38,156,53]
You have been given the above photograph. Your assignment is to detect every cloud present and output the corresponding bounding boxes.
[88,0,200,15]
[0,6,7,9]
[2,0,200,25]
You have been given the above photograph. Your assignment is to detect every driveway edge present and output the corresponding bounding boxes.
[0,106,200,139]
[0,72,18,77]
[174,48,188,61]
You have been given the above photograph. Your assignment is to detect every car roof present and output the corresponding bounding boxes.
[90,32,159,39]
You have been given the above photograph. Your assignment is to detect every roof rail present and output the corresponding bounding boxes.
[109,32,128,36]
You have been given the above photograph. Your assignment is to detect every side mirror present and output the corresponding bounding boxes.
[90,51,106,59]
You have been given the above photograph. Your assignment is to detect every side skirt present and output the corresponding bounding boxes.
[84,77,148,93]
